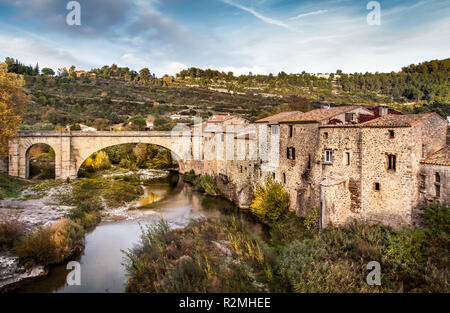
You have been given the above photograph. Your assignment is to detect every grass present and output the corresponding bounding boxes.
[123,217,273,293]
[14,218,84,267]
[0,212,26,251]
[0,173,29,199]
[59,175,144,209]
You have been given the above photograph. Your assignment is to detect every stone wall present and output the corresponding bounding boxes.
[419,163,449,212]
[278,122,321,216]
[319,126,362,226]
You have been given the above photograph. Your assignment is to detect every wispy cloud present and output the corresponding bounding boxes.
[289,9,328,20]
[221,0,294,31]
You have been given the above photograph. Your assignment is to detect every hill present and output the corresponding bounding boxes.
[4,57,449,131]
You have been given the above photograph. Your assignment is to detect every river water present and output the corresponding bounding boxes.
[16,173,264,293]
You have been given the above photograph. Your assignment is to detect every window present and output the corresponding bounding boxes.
[323,132,328,139]
[345,152,350,166]
[325,150,333,163]
[387,154,396,171]
[271,125,279,135]
[307,154,311,169]
[307,184,312,198]
[374,183,380,191]
[240,166,243,173]
[272,172,275,179]
[283,173,286,184]
[287,147,296,160]
[435,184,441,198]
[435,172,440,183]
[289,125,293,137]
[419,174,426,190]
[345,113,355,122]
[435,172,441,198]
[389,130,395,138]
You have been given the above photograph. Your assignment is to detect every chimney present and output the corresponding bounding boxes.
[379,107,388,117]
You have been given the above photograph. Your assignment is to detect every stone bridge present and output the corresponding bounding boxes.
[7,131,198,179]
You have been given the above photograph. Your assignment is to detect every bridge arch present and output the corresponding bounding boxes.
[25,143,56,179]
[75,142,186,176]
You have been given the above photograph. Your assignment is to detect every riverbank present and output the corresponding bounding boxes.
[0,169,173,292]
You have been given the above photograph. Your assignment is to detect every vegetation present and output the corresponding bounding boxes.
[4,57,448,134]
[14,218,84,266]
[250,177,290,224]
[0,213,26,250]
[124,199,449,293]
[0,173,29,199]
[124,218,272,293]
[0,62,28,155]
[181,171,221,196]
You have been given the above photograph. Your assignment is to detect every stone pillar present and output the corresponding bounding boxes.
[8,139,21,178]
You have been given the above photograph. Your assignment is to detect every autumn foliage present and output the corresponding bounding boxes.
[0,62,28,155]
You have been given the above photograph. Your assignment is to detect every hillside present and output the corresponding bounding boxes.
[4,58,449,131]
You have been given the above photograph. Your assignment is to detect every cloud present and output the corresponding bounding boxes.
[289,9,328,20]
[0,33,93,70]
[0,0,132,36]
[221,0,295,31]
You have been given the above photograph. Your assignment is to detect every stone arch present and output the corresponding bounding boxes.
[73,139,186,177]
[25,143,56,179]
[21,139,59,179]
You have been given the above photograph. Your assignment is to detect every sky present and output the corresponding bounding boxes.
[0,0,449,76]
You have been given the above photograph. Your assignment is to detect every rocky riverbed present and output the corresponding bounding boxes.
[0,182,74,291]
[0,169,171,291]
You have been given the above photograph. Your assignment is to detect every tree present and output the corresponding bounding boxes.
[139,68,151,83]
[41,68,55,76]
[130,117,146,131]
[0,63,28,155]
[250,177,290,223]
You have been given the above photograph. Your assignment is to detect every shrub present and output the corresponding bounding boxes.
[384,227,428,277]
[304,206,320,232]
[250,177,290,224]
[420,201,450,242]
[196,174,221,196]
[124,218,270,293]
[14,218,84,266]
[0,213,26,250]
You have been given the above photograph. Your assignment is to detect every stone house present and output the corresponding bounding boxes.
[419,146,449,207]
[241,107,448,229]
[275,106,375,216]
[317,112,447,229]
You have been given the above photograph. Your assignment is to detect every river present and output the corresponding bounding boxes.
[15,173,265,293]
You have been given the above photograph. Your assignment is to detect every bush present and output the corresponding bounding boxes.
[14,218,84,266]
[384,227,428,278]
[0,213,26,250]
[420,201,449,242]
[250,177,290,224]
[124,218,271,293]
[196,174,221,196]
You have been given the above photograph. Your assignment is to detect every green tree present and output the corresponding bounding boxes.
[41,68,55,76]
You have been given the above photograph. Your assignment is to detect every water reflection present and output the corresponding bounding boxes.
[16,174,264,293]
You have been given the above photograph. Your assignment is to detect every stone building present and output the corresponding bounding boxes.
[227,106,449,229]
[419,146,449,206]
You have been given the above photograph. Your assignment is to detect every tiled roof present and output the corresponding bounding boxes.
[360,113,436,127]
[421,146,450,166]
[255,111,303,124]
[278,106,361,123]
